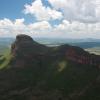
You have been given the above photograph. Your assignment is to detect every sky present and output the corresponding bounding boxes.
[0,0,100,38]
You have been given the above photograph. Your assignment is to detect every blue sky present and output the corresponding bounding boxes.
[0,0,29,17]
[0,0,100,38]
[0,0,33,22]
[0,0,51,24]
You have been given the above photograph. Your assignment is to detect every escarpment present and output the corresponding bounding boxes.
[10,34,100,68]
[1,34,100,100]
[11,34,49,67]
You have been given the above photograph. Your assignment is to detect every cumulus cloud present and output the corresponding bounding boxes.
[0,18,100,38]
[28,21,52,30]
[0,18,26,37]
[54,20,100,38]
[0,0,100,38]
[0,18,52,37]
[48,0,100,23]
[0,18,25,29]
[24,0,63,21]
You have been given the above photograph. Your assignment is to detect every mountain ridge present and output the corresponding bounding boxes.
[9,34,100,68]
[0,34,100,100]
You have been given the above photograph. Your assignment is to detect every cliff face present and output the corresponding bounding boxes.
[11,34,33,56]
[1,34,100,100]
[65,46,100,67]
[11,34,48,67]
[10,34,100,68]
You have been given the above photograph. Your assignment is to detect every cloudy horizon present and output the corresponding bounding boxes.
[0,0,100,38]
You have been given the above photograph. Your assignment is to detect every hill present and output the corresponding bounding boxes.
[0,34,100,100]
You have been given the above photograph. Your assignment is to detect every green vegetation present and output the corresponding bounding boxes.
[0,49,12,69]
[0,36,100,100]
[0,54,99,100]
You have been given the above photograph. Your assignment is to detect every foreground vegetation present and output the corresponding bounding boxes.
[0,35,100,100]
[0,50,100,100]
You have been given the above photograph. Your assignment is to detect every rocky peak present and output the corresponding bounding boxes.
[11,34,34,56]
[10,34,48,67]
[10,34,100,68]
[16,34,33,43]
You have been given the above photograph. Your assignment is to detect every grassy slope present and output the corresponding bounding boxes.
[0,49,12,69]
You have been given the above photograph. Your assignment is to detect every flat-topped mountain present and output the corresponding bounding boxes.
[10,34,100,68]
[0,34,100,100]
[11,34,49,67]
[11,34,48,56]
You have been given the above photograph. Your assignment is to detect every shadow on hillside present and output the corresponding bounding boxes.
[0,55,100,100]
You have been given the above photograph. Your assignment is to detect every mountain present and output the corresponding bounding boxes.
[0,37,100,51]
[0,34,100,100]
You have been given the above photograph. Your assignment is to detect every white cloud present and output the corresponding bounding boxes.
[48,0,68,9]
[0,0,100,38]
[0,18,26,37]
[0,18,52,37]
[0,18,100,38]
[48,0,100,23]
[14,19,25,26]
[54,19,100,38]
[28,21,51,30]
[0,18,13,26]
[24,0,63,21]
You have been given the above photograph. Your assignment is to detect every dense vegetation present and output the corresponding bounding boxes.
[0,55,100,100]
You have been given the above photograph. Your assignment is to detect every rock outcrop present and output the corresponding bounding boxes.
[11,34,33,56]
[11,34,48,67]
[1,34,100,100]
[65,46,100,67]
[10,34,100,68]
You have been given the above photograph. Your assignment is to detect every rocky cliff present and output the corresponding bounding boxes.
[0,34,100,100]
[11,34,49,67]
[10,34,100,68]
